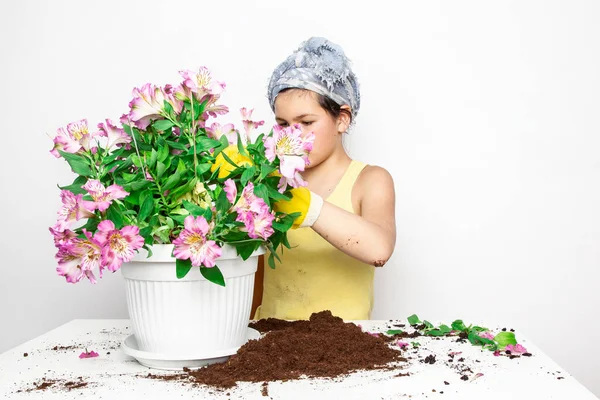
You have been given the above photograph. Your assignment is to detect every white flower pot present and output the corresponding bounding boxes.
[121,244,264,356]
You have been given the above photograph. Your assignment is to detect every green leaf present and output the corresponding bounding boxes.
[451,320,467,332]
[407,314,421,326]
[182,200,208,217]
[176,258,193,279]
[148,149,158,168]
[123,190,141,206]
[169,177,197,200]
[138,194,154,222]
[58,151,93,177]
[411,342,421,348]
[219,134,229,148]
[139,226,153,245]
[188,137,222,154]
[272,213,296,232]
[470,326,487,333]
[58,175,88,194]
[196,163,212,176]
[106,204,124,229]
[112,156,133,174]
[494,332,517,349]
[253,183,270,207]
[157,144,169,164]
[163,100,174,116]
[123,124,150,149]
[266,185,291,201]
[153,119,175,131]
[161,160,185,191]
[219,148,239,169]
[121,172,138,183]
[267,242,282,262]
[468,331,495,347]
[80,217,99,232]
[439,324,452,334]
[170,214,188,225]
[282,232,292,249]
[259,164,277,180]
[234,240,262,260]
[166,140,188,151]
[236,132,248,156]
[425,329,446,337]
[386,329,404,335]
[103,147,125,164]
[128,179,152,192]
[267,252,277,269]
[216,189,230,214]
[200,266,226,287]
[241,165,256,186]
[423,320,434,329]
[156,161,167,179]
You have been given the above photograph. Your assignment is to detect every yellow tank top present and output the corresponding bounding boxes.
[255,160,375,320]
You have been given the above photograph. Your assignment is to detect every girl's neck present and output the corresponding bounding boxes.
[303,147,352,197]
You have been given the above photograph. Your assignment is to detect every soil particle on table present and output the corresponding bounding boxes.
[16,376,89,393]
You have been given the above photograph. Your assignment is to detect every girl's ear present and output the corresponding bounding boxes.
[337,105,352,133]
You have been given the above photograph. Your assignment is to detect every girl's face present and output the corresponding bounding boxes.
[274,89,345,169]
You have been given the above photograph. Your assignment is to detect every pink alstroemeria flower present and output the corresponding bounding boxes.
[277,170,307,193]
[204,103,229,119]
[207,122,237,144]
[49,225,77,247]
[125,83,171,130]
[50,126,82,158]
[245,206,275,240]
[397,341,409,349]
[173,215,222,268]
[55,190,95,230]
[66,119,97,152]
[55,233,103,284]
[232,184,274,240]
[175,69,228,122]
[240,108,265,140]
[264,124,314,191]
[478,331,495,341]
[79,350,99,359]
[179,67,225,97]
[97,119,131,152]
[505,344,528,354]
[224,179,237,204]
[94,221,144,272]
[233,182,264,215]
[82,180,128,212]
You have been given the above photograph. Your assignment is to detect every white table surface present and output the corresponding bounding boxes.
[0,319,597,400]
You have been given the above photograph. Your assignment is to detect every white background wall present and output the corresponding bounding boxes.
[1,0,599,396]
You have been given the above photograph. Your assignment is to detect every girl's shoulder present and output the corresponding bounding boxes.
[352,162,395,207]
[355,163,394,192]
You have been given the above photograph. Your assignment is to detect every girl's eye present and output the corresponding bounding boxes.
[278,123,289,127]
[301,121,314,126]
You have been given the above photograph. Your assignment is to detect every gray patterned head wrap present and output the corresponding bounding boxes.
[267,37,360,120]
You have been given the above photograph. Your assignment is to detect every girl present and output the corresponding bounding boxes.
[253,37,396,320]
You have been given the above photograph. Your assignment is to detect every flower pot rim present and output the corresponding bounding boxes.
[131,243,266,263]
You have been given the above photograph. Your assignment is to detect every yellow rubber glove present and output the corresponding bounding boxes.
[211,145,253,179]
[273,187,324,228]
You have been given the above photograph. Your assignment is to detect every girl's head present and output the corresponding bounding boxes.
[267,37,360,167]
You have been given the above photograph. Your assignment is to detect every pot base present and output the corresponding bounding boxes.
[121,327,261,370]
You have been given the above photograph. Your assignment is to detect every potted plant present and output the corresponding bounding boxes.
[48,67,314,358]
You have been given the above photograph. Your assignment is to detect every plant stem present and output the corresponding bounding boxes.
[190,95,198,179]
[146,169,170,212]
[128,118,148,179]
